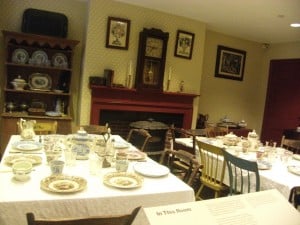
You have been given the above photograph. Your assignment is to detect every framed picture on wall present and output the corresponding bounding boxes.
[106,17,130,50]
[174,30,195,59]
[215,45,246,81]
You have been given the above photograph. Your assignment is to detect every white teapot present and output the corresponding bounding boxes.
[18,118,36,140]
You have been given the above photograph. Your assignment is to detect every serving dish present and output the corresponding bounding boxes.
[52,53,68,68]
[30,50,49,65]
[29,73,52,91]
[41,175,87,193]
[287,165,300,176]
[12,141,43,151]
[133,162,170,177]
[103,172,143,189]
[12,48,29,64]
[4,154,42,165]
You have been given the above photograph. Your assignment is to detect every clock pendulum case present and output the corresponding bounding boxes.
[135,28,169,92]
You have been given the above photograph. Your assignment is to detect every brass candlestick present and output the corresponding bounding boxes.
[166,79,170,91]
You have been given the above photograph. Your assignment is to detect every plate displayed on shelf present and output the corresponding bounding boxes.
[4,154,42,165]
[12,141,43,151]
[31,50,49,65]
[12,48,29,64]
[29,73,52,90]
[45,111,62,117]
[103,172,143,189]
[133,162,170,177]
[41,175,87,193]
[126,150,146,160]
[52,53,68,68]
[287,165,300,176]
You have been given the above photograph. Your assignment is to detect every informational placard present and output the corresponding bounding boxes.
[144,189,300,225]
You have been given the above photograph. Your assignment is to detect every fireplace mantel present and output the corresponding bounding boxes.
[90,86,199,128]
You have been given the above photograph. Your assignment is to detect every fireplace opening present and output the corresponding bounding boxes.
[99,110,184,152]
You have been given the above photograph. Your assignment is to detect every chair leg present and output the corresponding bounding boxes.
[195,184,204,200]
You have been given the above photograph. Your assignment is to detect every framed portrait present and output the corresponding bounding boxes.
[106,17,130,50]
[174,30,195,59]
[215,45,246,81]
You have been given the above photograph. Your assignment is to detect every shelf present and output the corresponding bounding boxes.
[1,112,72,120]
[5,88,70,96]
[6,62,71,71]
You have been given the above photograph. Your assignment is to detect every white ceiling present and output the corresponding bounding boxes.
[115,0,300,44]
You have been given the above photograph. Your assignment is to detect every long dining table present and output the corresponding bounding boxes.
[175,136,300,199]
[0,135,195,225]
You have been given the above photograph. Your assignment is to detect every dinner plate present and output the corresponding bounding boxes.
[113,142,130,149]
[31,50,48,65]
[103,172,143,189]
[133,162,170,177]
[287,165,300,176]
[257,160,272,170]
[29,73,52,90]
[126,150,146,160]
[292,154,300,161]
[40,175,87,193]
[4,154,42,165]
[12,48,29,64]
[45,111,62,117]
[12,141,43,151]
[52,53,68,68]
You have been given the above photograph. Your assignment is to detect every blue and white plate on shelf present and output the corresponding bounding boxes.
[12,48,29,64]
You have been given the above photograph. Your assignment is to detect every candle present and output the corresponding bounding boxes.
[168,66,172,80]
[128,60,132,75]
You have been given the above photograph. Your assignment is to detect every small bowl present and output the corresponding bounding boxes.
[12,160,32,181]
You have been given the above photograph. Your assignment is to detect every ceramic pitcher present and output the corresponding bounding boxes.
[18,118,36,140]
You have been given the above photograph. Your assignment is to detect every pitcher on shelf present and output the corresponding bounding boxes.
[18,118,36,140]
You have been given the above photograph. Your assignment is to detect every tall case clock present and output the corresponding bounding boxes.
[135,28,169,92]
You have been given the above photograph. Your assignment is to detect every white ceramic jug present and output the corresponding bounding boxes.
[18,118,36,140]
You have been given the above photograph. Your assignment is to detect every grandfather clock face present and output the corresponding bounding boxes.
[135,28,169,92]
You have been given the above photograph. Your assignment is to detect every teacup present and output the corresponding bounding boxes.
[12,160,32,181]
[50,160,64,175]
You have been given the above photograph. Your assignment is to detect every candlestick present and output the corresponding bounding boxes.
[168,66,172,80]
[127,74,131,88]
[128,60,132,75]
[166,79,170,91]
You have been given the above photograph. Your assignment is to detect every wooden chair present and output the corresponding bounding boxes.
[170,125,196,154]
[33,121,58,135]
[196,140,228,200]
[205,126,228,137]
[223,149,260,195]
[280,136,300,154]
[26,206,141,225]
[159,149,201,187]
[289,186,300,209]
[126,128,151,152]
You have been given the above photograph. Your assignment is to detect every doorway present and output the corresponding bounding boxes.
[261,59,300,144]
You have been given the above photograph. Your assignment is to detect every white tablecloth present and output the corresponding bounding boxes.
[0,135,195,225]
[176,136,300,199]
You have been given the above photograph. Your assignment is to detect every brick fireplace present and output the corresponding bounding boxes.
[90,85,198,140]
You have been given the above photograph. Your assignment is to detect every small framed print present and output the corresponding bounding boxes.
[174,30,195,59]
[106,17,130,50]
[215,45,246,81]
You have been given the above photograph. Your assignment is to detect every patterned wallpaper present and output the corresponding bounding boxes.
[80,0,206,125]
